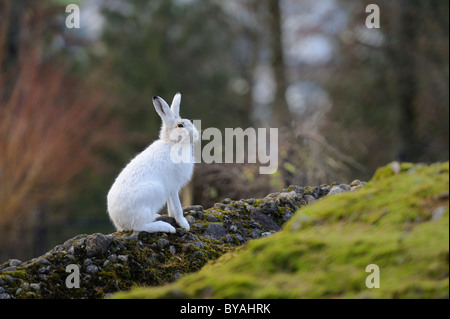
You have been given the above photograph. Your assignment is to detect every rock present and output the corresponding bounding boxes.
[191,251,204,259]
[36,258,51,265]
[351,180,367,191]
[260,200,278,214]
[123,232,140,241]
[191,210,204,218]
[390,161,402,174]
[182,241,206,252]
[157,239,170,248]
[30,283,41,291]
[432,206,447,221]
[206,214,219,222]
[192,223,204,231]
[328,186,342,195]
[281,209,294,222]
[328,184,351,195]
[180,233,200,242]
[184,205,204,212]
[185,215,195,225]
[107,254,117,262]
[320,185,331,195]
[0,180,369,299]
[214,203,227,210]
[62,234,88,250]
[37,267,46,274]
[20,282,29,290]
[243,198,256,205]
[304,195,316,204]
[85,233,112,257]
[250,211,280,232]
[86,265,99,274]
[261,231,275,237]
[203,223,227,240]
[311,187,321,199]
[277,191,300,202]
[251,228,261,238]
[9,259,21,267]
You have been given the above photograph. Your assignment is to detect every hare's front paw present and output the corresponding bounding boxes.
[176,216,190,231]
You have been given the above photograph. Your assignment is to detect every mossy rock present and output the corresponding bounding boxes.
[113,162,449,299]
[0,181,335,299]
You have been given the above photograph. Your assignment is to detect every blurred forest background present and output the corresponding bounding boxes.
[0,0,448,262]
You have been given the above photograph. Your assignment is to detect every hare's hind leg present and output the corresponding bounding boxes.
[134,220,176,234]
[168,192,190,231]
[133,183,174,233]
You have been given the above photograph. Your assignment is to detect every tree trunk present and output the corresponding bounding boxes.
[391,0,420,161]
[266,0,291,127]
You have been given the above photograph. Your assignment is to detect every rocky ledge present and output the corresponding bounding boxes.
[0,181,365,299]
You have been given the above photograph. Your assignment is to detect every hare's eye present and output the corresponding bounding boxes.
[177,123,184,128]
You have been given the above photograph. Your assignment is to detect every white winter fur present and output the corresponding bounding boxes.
[107,93,199,233]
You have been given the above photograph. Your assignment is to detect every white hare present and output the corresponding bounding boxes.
[107,93,199,233]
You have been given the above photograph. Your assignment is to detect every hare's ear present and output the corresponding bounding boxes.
[153,96,174,122]
[170,92,181,118]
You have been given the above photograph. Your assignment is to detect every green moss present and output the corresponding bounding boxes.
[2,270,29,281]
[371,162,416,182]
[113,162,449,299]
